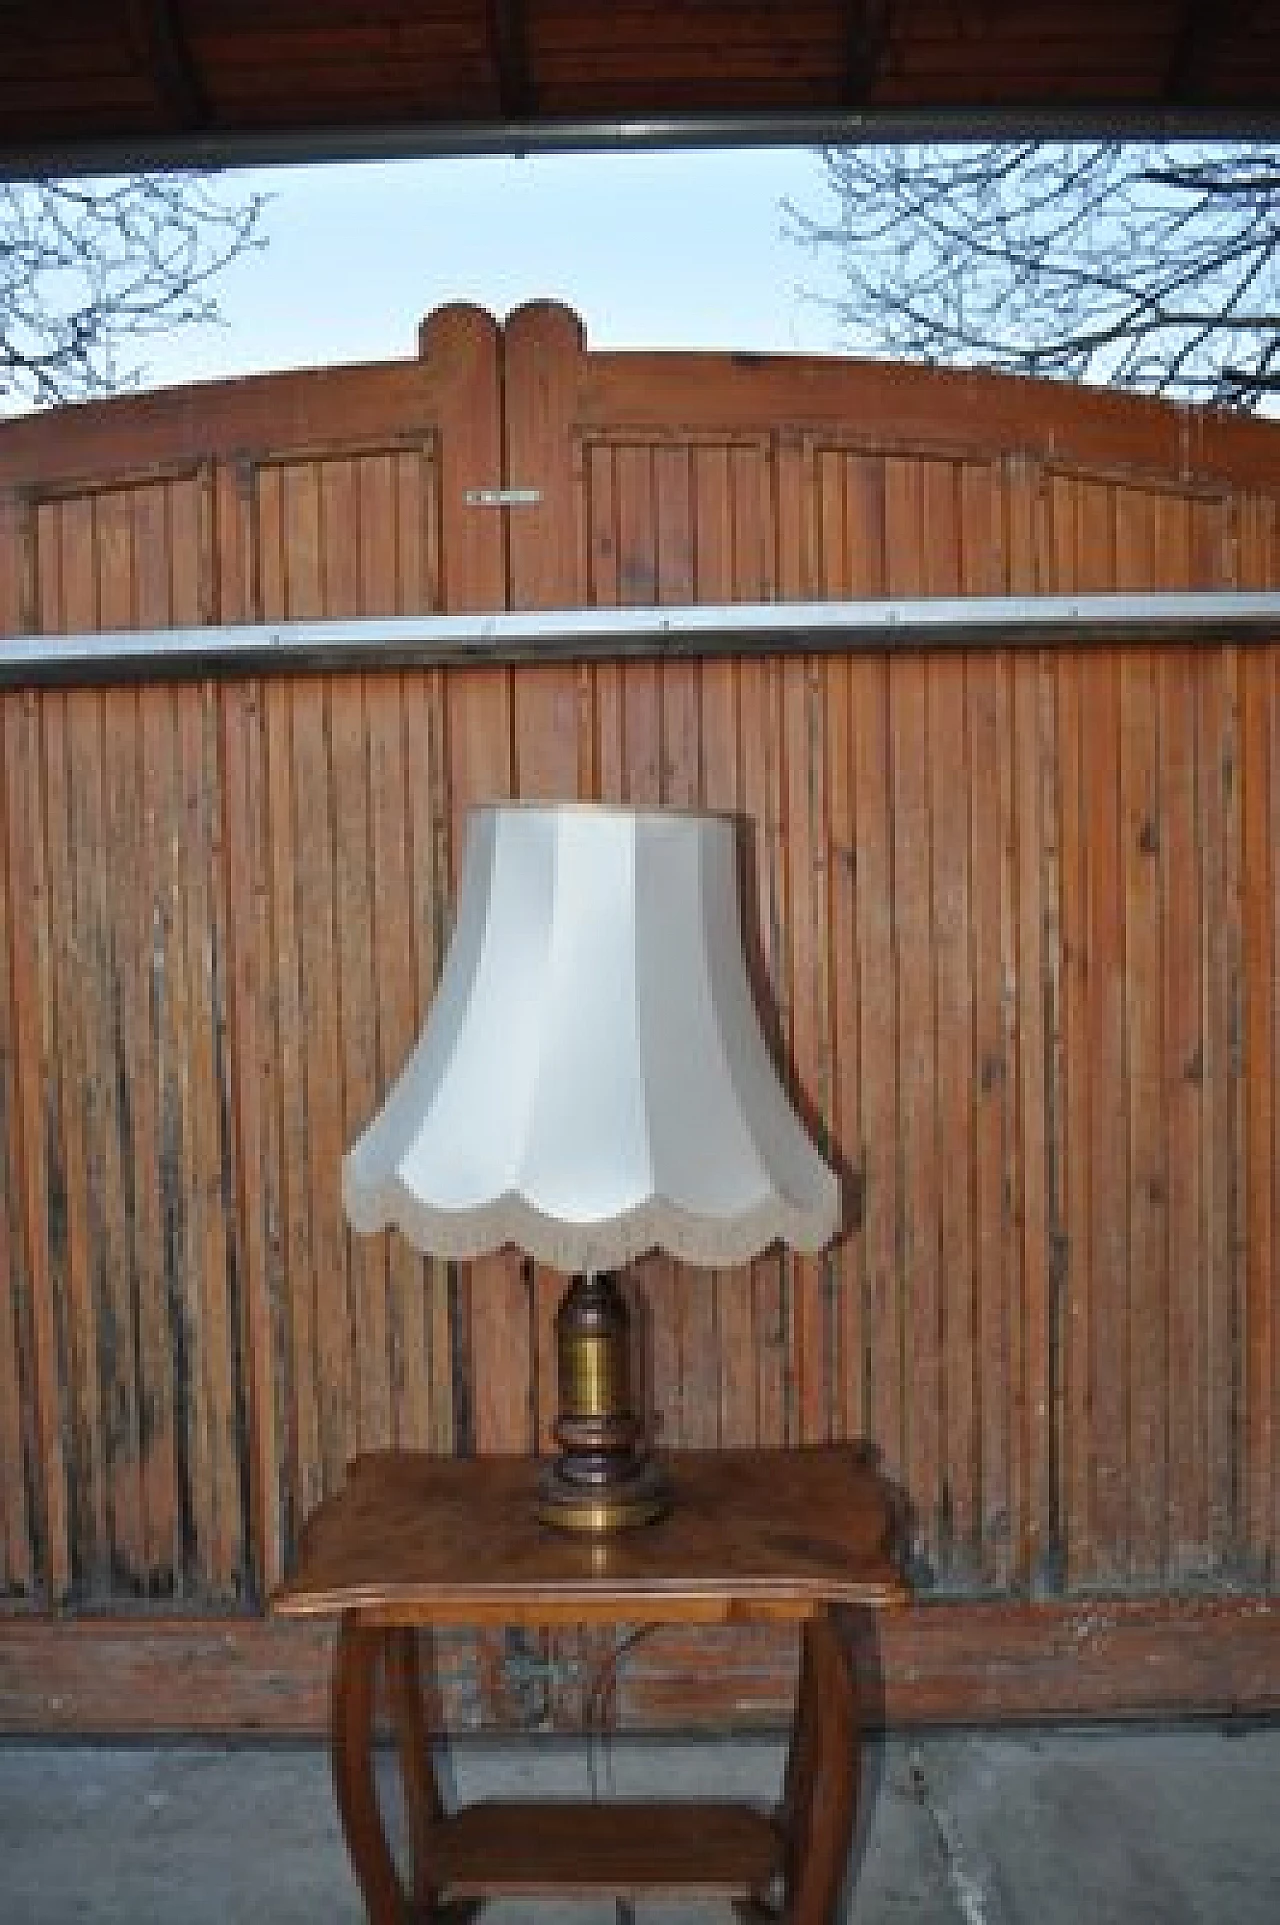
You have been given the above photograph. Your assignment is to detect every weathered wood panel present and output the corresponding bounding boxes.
[0,1598,1275,1735]
[0,308,509,1609]
[0,305,1277,1731]
[0,473,243,1603]
[529,314,1278,1604]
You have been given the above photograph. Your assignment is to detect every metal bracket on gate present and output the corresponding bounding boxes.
[464,487,543,507]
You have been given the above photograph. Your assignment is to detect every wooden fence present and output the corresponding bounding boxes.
[0,304,1276,1729]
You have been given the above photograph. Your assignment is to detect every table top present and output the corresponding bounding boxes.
[272,1445,908,1626]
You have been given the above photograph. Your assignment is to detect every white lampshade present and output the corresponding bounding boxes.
[343,802,840,1273]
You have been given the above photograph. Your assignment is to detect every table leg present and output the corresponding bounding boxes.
[332,1619,480,1925]
[752,1609,861,1925]
[331,1617,410,1924]
[386,1626,477,1917]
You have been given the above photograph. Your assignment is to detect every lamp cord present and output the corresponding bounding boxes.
[584,1622,661,1802]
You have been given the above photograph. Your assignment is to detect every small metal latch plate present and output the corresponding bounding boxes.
[464,487,543,508]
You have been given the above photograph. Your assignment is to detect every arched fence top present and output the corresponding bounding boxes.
[2,301,1278,498]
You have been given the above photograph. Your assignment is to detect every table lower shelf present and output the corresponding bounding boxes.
[435,1800,783,1900]
[332,1609,867,1922]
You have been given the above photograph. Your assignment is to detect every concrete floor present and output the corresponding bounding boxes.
[2,1724,1278,1923]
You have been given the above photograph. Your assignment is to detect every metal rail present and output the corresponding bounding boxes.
[0,593,1276,689]
[7,109,1280,179]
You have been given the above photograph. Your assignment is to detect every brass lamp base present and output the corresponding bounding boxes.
[536,1454,670,1533]
[536,1271,670,1534]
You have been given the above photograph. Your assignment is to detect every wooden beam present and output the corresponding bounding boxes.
[1164,0,1247,105]
[843,0,893,106]
[126,0,210,132]
[487,0,534,123]
[1,1598,1275,1735]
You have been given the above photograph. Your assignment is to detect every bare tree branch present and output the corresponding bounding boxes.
[1,175,268,409]
[786,144,1280,411]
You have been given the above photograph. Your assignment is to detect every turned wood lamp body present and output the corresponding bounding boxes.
[344,802,839,1532]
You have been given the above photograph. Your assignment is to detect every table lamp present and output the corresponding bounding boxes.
[343,802,839,1533]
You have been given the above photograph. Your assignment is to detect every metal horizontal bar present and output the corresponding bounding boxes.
[5,107,1279,179]
[1,594,1276,689]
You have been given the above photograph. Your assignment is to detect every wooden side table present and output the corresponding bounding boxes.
[273,1446,907,1924]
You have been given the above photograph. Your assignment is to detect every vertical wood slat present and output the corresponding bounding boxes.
[1116,493,1165,1584]
[656,442,721,1449]
[815,453,861,1450]
[0,306,1277,1636]
[0,494,37,1597]
[172,675,221,1589]
[1042,474,1093,1592]
[3,504,71,1601]
[323,463,382,1468]
[693,445,738,1449]
[733,443,785,1450]
[507,301,589,801]
[397,454,454,1461]
[926,466,976,1582]
[1081,508,1130,1588]
[290,478,352,1509]
[778,436,831,1449]
[0,700,30,1593]
[257,466,320,1539]
[844,461,902,1495]
[403,453,450,1464]
[1201,640,1244,1572]
[1238,494,1275,1585]
[1007,459,1052,1595]
[132,492,182,1598]
[1247,493,1277,1587]
[968,466,1017,1592]
[90,493,146,1598]
[0,821,29,1595]
[45,502,110,1596]
[1159,626,1207,1576]
[361,453,437,1459]
[181,472,244,1596]
[217,454,283,1598]
[885,458,943,1567]
[35,660,83,1594]
[435,308,524,1476]
[363,657,421,1453]
[968,640,1018,1590]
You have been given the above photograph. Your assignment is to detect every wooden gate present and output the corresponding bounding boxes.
[0,304,1276,1731]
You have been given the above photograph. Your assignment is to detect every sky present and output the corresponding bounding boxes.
[11,146,1277,417]
[115,148,850,399]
